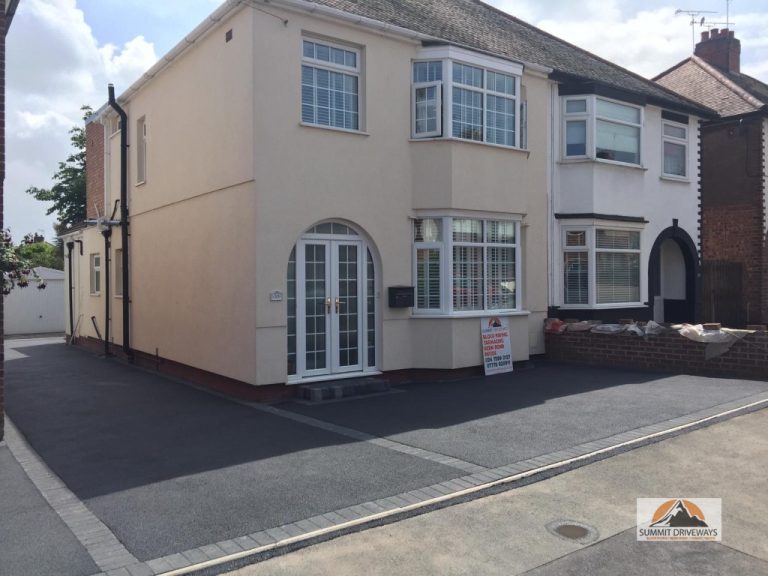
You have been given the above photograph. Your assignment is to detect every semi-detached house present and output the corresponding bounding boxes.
[63,0,712,393]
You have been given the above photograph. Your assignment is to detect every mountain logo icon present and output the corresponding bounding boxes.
[650,499,709,528]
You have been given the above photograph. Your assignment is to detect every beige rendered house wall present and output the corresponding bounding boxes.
[73,3,550,386]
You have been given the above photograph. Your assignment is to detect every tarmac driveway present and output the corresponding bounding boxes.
[4,338,768,575]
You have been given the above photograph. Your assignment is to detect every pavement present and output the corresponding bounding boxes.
[2,336,768,576]
[227,409,768,576]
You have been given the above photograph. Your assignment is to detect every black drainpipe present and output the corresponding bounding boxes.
[66,241,74,342]
[108,84,133,360]
[67,241,75,344]
[102,228,112,356]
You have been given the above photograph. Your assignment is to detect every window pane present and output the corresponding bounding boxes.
[487,71,514,95]
[487,220,515,244]
[596,99,640,124]
[416,249,441,309]
[414,218,442,242]
[596,229,640,250]
[664,141,687,177]
[596,120,639,164]
[452,87,483,141]
[302,65,358,130]
[452,246,483,310]
[413,61,442,83]
[487,247,516,310]
[564,251,588,304]
[452,62,483,88]
[566,99,587,113]
[415,85,439,134]
[486,94,515,146]
[303,40,315,58]
[566,120,586,156]
[452,219,482,243]
[664,124,686,139]
[565,231,586,247]
[596,252,640,303]
[115,249,123,296]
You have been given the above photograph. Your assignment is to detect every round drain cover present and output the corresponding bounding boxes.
[546,520,599,544]
[554,524,589,540]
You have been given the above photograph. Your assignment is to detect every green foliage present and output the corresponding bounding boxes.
[16,240,64,271]
[26,105,92,233]
[1,230,46,295]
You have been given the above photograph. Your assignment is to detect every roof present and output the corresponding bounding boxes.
[304,0,712,115]
[34,267,65,281]
[654,56,768,117]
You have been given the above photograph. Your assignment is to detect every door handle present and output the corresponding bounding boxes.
[335,297,343,313]
[325,297,332,314]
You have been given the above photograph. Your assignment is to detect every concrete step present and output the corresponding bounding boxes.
[298,378,390,402]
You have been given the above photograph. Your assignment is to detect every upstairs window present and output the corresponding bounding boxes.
[411,48,522,148]
[90,253,101,295]
[662,121,688,177]
[136,117,146,185]
[301,38,360,131]
[563,96,643,166]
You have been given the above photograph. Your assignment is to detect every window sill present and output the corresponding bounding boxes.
[299,122,370,137]
[409,137,530,156]
[412,310,531,319]
[557,303,646,310]
[559,158,647,171]
[90,293,100,297]
[136,180,146,187]
[660,174,690,183]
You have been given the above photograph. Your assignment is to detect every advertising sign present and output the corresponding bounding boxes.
[481,317,513,375]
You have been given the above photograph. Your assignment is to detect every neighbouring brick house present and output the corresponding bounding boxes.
[1,0,21,441]
[655,29,768,328]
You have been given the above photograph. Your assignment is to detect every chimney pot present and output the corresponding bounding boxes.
[711,28,719,37]
[701,31,710,41]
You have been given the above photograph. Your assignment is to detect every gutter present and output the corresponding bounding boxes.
[107,85,133,360]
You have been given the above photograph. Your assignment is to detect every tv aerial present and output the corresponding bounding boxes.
[675,9,718,50]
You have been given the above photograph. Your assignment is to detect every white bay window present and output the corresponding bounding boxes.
[561,227,642,307]
[414,217,521,314]
[563,96,642,165]
[412,46,523,148]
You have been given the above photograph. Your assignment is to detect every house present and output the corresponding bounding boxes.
[655,29,768,327]
[63,0,709,393]
[1,0,22,439]
[4,267,65,336]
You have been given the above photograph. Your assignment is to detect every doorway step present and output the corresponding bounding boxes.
[298,378,389,402]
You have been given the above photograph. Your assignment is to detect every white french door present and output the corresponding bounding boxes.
[296,239,364,378]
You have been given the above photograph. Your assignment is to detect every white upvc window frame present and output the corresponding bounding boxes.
[561,95,644,167]
[411,46,523,149]
[662,120,688,178]
[136,116,146,185]
[301,36,362,132]
[412,215,522,316]
[559,224,644,309]
[90,253,101,296]
[412,80,443,138]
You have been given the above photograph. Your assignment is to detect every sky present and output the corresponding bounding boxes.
[7,0,768,240]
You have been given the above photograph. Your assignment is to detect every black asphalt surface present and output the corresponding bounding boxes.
[4,342,458,561]
[523,528,768,576]
[0,446,98,576]
[5,339,768,570]
[279,366,768,468]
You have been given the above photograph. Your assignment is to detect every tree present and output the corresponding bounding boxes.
[1,230,46,295]
[16,239,64,270]
[26,105,92,233]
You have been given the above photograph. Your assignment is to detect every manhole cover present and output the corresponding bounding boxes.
[546,520,599,545]
[554,524,589,540]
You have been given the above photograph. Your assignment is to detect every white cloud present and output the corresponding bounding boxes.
[5,0,158,240]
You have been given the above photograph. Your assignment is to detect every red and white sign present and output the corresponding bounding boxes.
[481,317,513,375]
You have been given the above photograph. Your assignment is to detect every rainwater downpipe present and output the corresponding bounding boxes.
[108,84,133,360]
[66,241,74,342]
[102,227,112,356]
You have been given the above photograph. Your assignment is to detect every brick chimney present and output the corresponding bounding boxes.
[695,28,740,74]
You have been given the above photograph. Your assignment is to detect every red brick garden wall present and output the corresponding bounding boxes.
[545,330,768,380]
